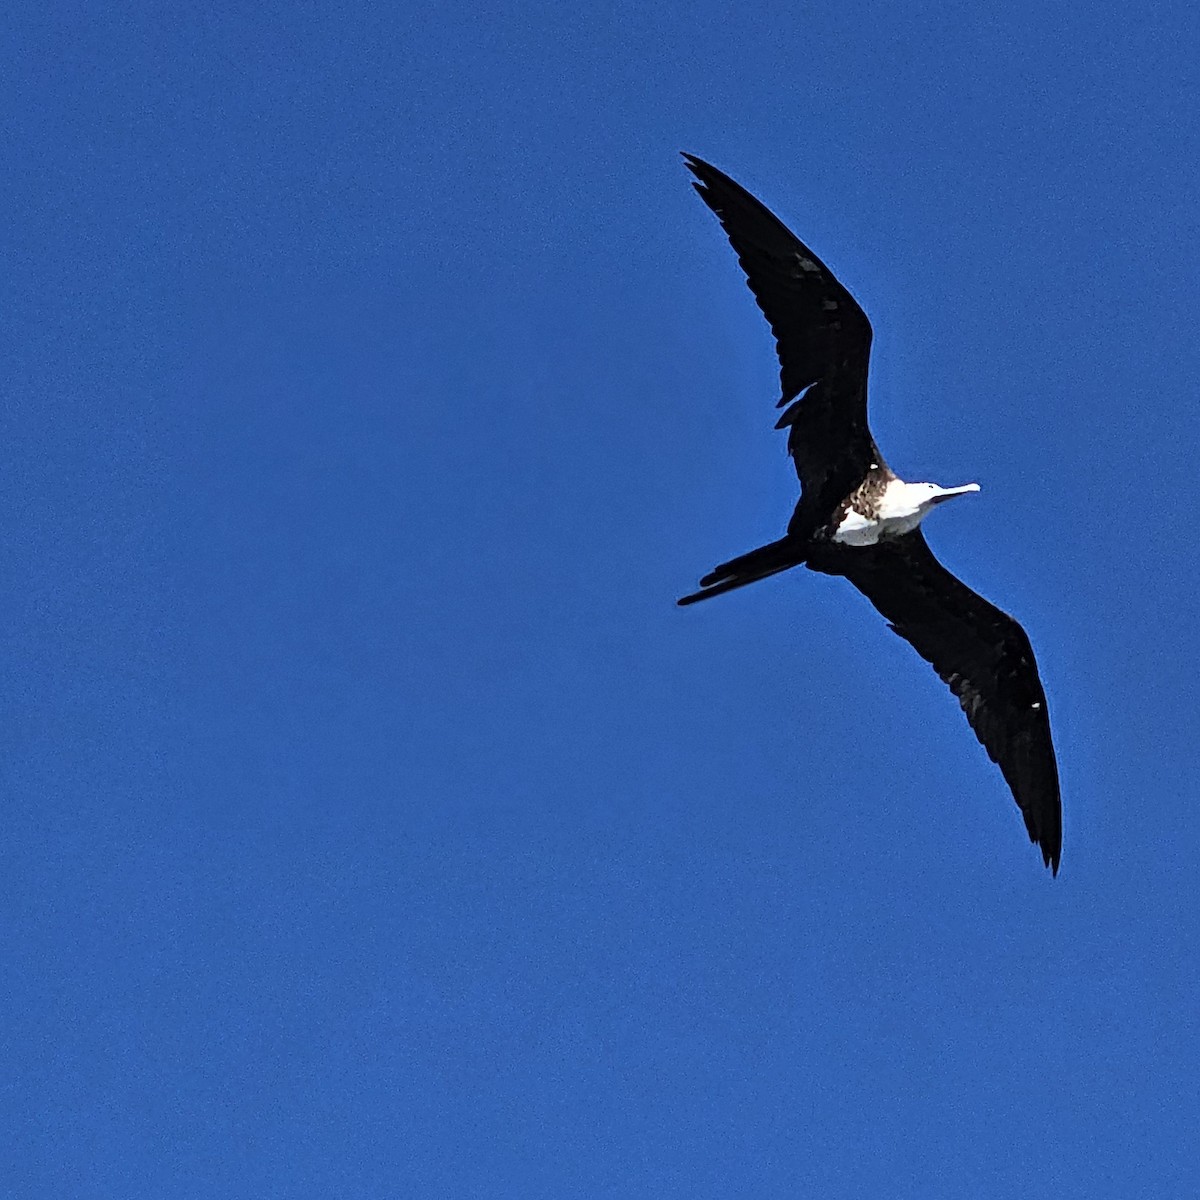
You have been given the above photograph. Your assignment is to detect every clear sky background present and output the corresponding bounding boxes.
[4,2,1199,1196]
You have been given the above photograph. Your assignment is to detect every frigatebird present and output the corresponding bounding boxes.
[677,153,1062,874]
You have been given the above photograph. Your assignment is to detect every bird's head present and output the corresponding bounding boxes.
[920,482,981,510]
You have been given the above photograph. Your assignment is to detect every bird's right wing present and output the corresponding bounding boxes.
[683,154,883,522]
[812,531,1062,873]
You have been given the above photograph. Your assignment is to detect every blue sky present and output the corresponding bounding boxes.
[4,1,1199,1195]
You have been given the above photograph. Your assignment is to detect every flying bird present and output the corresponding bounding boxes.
[677,153,1061,874]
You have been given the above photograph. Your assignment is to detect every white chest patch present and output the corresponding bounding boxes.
[832,480,931,546]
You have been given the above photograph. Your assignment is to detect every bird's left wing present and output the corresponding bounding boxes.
[812,531,1062,873]
[682,154,883,524]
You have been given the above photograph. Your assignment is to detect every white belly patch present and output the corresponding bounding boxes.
[833,507,926,546]
[832,508,882,545]
[832,480,928,546]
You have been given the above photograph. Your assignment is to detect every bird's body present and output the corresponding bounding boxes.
[677,153,1062,874]
[831,477,981,546]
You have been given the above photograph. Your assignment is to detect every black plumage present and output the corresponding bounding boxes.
[681,152,886,536]
[678,153,1062,874]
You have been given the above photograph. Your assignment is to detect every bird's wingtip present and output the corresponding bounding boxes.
[1035,832,1061,876]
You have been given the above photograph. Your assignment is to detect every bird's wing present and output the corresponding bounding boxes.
[812,531,1062,873]
[683,154,883,522]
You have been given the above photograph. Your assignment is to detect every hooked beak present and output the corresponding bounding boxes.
[931,483,981,504]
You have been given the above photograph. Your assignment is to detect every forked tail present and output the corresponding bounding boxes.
[677,537,806,605]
